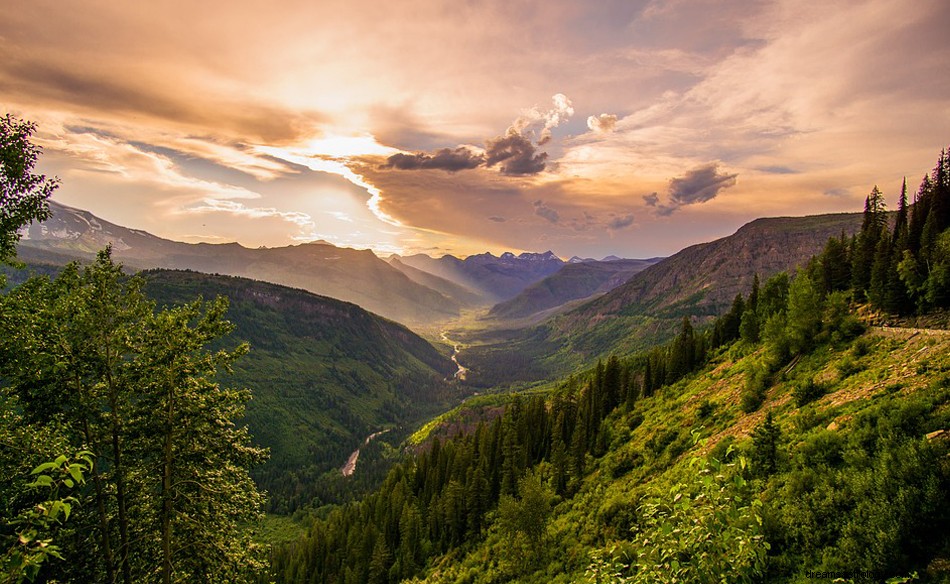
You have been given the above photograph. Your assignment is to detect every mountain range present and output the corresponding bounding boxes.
[23,202,653,325]
[459,213,866,386]
[20,202,462,325]
[487,257,663,321]
[390,250,568,303]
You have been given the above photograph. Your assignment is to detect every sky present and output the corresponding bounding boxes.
[3,0,950,259]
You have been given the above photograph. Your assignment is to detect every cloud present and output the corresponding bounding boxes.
[668,162,737,205]
[382,147,484,172]
[379,94,572,177]
[756,165,799,175]
[488,215,507,223]
[643,192,660,206]
[533,200,560,223]
[823,187,849,197]
[607,213,635,230]
[485,131,548,175]
[514,93,575,145]
[587,113,618,133]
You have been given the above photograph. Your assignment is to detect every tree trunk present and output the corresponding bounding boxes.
[161,387,175,584]
[82,416,117,584]
[106,356,132,584]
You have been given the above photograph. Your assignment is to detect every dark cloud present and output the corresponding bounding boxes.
[379,130,549,176]
[645,164,737,216]
[488,215,507,222]
[755,165,799,175]
[607,213,635,230]
[669,163,737,206]
[533,200,559,223]
[823,187,849,197]
[485,131,548,175]
[380,94,566,177]
[382,147,484,172]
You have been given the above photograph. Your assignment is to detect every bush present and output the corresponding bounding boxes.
[793,378,825,407]
[697,399,716,420]
[741,365,770,413]
[837,356,865,379]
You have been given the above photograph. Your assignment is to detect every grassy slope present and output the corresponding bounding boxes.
[414,327,950,583]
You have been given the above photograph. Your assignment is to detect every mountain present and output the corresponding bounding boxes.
[460,213,866,386]
[387,256,485,307]
[394,250,566,303]
[138,269,458,512]
[562,213,864,324]
[487,257,663,320]
[19,201,461,325]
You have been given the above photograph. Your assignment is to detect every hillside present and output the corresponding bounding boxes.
[20,201,462,325]
[487,258,662,320]
[560,213,865,323]
[271,323,950,583]
[460,213,866,386]
[138,270,459,512]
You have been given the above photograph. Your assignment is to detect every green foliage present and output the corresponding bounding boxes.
[586,453,768,584]
[494,471,554,567]
[0,251,267,583]
[750,412,781,477]
[1,452,91,584]
[792,377,825,407]
[741,362,770,413]
[0,115,57,266]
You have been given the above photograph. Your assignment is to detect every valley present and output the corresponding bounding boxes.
[4,149,950,583]
[3,5,950,581]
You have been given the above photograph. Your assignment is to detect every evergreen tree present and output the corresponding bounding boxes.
[893,177,909,248]
[852,186,887,296]
[750,411,780,477]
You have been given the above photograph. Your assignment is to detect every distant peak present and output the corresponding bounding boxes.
[516,250,562,262]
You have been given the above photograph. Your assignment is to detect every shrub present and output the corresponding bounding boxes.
[697,399,716,420]
[793,378,825,407]
[837,356,865,379]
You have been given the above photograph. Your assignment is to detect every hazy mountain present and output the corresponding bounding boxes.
[394,250,566,303]
[387,256,486,307]
[139,269,458,511]
[19,201,461,325]
[487,257,663,320]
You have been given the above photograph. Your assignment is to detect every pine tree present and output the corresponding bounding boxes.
[893,178,909,248]
[750,411,780,477]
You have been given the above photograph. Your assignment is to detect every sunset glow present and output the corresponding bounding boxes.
[3,0,949,258]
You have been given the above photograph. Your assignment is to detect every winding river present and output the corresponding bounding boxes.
[440,331,468,381]
[341,429,390,477]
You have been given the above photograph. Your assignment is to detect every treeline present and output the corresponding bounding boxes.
[809,150,950,314]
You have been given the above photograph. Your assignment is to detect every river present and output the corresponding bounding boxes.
[440,331,469,381]
[341,429,390,477]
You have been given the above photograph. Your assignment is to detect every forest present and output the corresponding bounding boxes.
[2,111,950,583]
